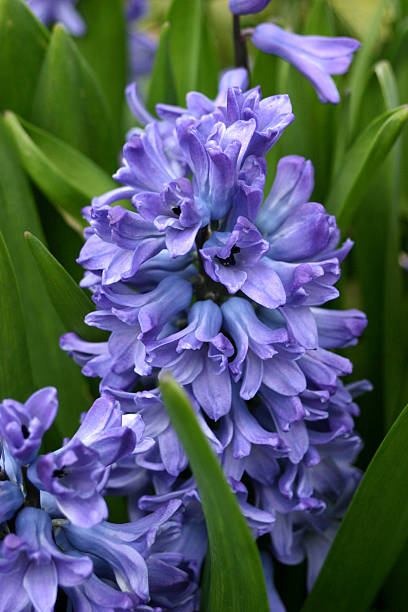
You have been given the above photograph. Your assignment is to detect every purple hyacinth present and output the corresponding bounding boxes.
[0,387,58,465]
[251,24,360,103]
[62,67,368,601]
[0,507,93,612]
[25,0,86,36]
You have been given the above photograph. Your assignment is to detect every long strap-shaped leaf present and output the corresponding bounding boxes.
[301,403,408,612]
[4,112,116,230]
[0,231,34,401]
[327,105,408,230]
[0,0,49,118]
[0,117,91,440]
[146,22,178,114]
[32,24,117,173]
[25,232,104,343]
[159,374,269,612]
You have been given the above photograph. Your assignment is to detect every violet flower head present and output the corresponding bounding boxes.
[62,69,369,599]
[0,387,58,465]
[0,507,92,612]
[25,0,86,36]
[229,0,271,15]
[251,24,360,103]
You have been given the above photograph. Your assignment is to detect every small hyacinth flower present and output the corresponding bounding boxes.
[127,0,148,21]
[251,24,360,103]
[62,569,137,611]
[256,155,353,307]
[62,500,199,609]
[0,387,58,465]
[134,177,203,257]
[0,507,93,612]
[200,216,286,308]
[25,0,86,36]
[229,0,271,14]
[146,300,235,420]
[28,396,154,527]
[129,30,157,79]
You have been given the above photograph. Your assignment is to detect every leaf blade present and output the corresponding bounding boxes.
[146,22,178,114]
[76,0,127,151]
[0,117,92,438]
[3,111,116,228]
[301,403,408,612]
[25,232,103,342]
[0,230,34,401]
[159,375,269,612]
[0,0,49,117]
[31,24,117,172]
[327,105,408,229]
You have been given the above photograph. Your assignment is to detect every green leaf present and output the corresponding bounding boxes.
[76,0,127,150]
[3,112,116,229]
[0,230,34,401]
[347,0,389,140]
[303,0,335,36]
[159,375,269,612]
[327,105,408,229]
[25,232,104,343]
[251,50,279,98]
[375,60,399,111]
[373,61,404,428]
[32,24,117,172]
[146,22,178,114]
[167,0,202,104]
[165,0,218,104]
[301,403,408,612]
[0,0,49,117]
[0,117,91,439]
[196,15,219,100]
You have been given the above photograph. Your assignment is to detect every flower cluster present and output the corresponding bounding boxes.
[50,63,371,605]
[0,388,199,611]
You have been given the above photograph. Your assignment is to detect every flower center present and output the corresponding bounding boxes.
[172,206,181,216]
[215,246,241,267]
[21,424,30,439]
[52,468,68,479]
